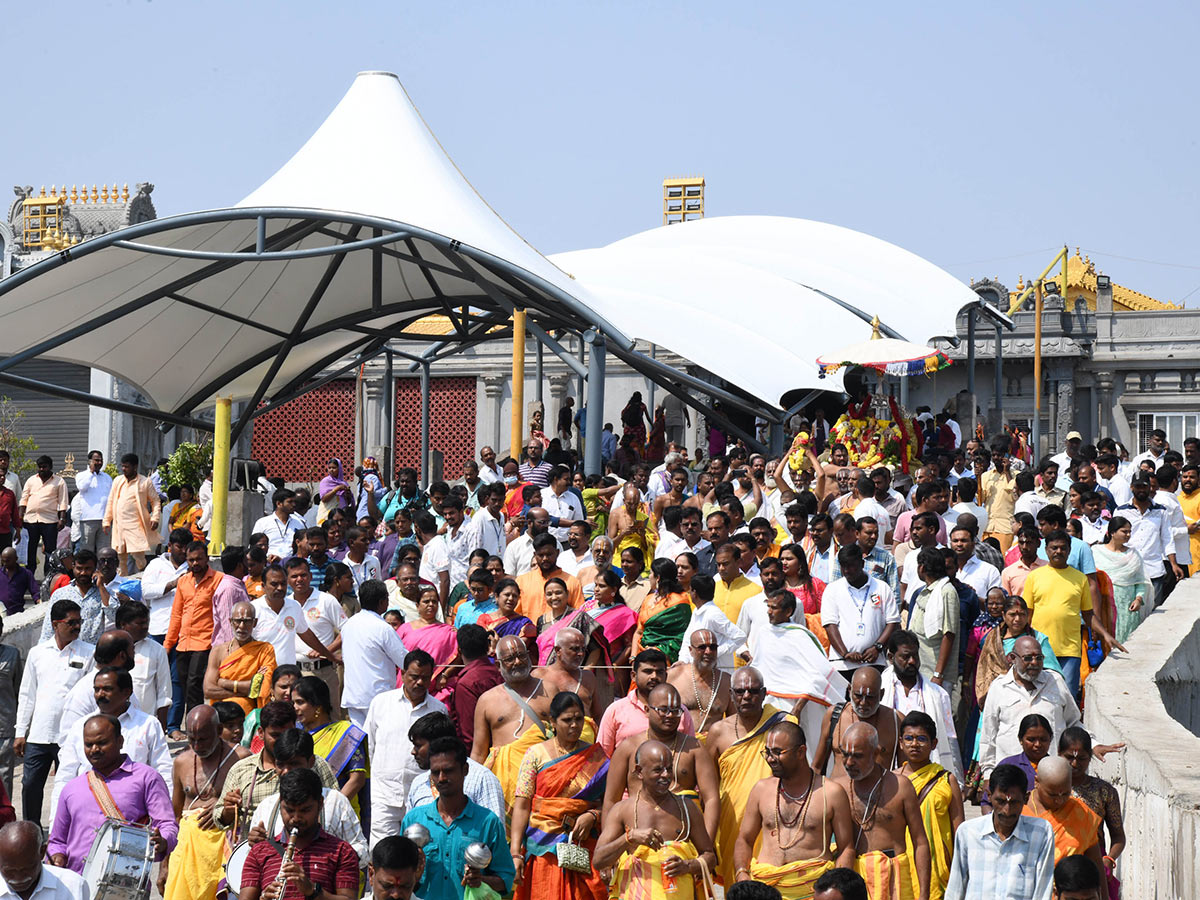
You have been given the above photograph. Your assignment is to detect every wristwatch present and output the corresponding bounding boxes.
[933,670,943,679]
[873,642,885,653]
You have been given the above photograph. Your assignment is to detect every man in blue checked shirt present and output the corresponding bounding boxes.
[945,763,1055,899]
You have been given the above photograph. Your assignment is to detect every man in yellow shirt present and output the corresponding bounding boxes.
[1178,464,1200,568]
[714,544,760,624]
[979,439,1016,552]
[1022,530,1122,699]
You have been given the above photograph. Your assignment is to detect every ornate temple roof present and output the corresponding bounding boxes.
[1007,249,1179,312]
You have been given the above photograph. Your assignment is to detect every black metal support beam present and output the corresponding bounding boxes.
[0,218,322,376]
[231,225,363,443]
[248,337,387,422]
[165,293,291,339]
[0,372,213,432]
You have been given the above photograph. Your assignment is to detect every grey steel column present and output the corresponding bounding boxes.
[535,340,544,404]
[383,349,394,484]
[994,325,1004,417]
[584,330,605,475]
[420,361,431,486]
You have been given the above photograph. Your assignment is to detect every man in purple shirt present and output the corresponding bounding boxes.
[210,545,252,647]
[47,714,176,873]
[0,548,35,615]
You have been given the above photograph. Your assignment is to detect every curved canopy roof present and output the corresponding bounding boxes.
[0,71,992,432]
[0,72,629,431]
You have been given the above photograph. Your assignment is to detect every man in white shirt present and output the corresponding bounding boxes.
[73,449,113,553]
[365,649,448,848]
[343,525,382,588]
[440,497,478,588]
[472,484,507,560]
[50,667,173,824]
[140,529,190,643]
[250,488,307,561]
[14,598,93,824]
[556,522,594,576]
[1153,464,1192,592]
[678,573,745,674]
[539,465,586,547]
[285,558,346,716]
[832,475,893,543]
[502,508,551,576]
[880,629,962,781]
[979,636,1080,776]
[951,477,988,536]
[341,580,409,730]
[820,545,900,680]
[1130,427,1168,471]
[413,512,450,607]
[1095,454,1132,508]
[252,564,337,668]
[0,821,90,900]
[949,526,1002,600]
[1049,431,1083,474]
[1118,475,1182,607]
[114,606,170,730]
[477,446,502,485]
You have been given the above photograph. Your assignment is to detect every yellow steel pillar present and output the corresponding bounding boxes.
[209,397,232,555]
[510,310,526,459]
[1033,282,1044,456]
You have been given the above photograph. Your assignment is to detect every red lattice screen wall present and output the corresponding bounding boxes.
[251,380,356,482]
[395,376,477,481]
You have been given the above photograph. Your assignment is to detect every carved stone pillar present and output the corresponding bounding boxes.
[1057,379,1074,442]
[483,375,505,451]
[1096,371,1114,438]
[548,374,572,447]
[363,380,383,454]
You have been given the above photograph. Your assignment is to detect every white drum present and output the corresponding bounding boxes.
[223,841,253,899]
[80,819,154,900]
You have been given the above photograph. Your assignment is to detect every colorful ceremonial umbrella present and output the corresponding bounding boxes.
[816,317,951,379]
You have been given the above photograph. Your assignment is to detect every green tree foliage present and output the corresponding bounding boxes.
[0,397,40,475]
[159,440,214,491]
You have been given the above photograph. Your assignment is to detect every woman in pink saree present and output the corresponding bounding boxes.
[395,586,459,689]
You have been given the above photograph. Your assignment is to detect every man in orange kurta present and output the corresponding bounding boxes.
[103,454,161,573]
[516,534,583,621]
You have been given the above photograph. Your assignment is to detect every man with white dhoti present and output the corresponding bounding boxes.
[744,588,848,765]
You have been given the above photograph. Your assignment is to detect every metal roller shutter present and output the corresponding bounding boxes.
[0,360,91,475]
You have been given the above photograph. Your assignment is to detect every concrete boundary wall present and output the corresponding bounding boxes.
[1084,578,1200,899]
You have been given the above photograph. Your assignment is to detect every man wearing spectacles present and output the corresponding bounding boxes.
[203,600,278,717]
[667,625,735,740]
[14,598,93,823]
[734,720,856,893]
[978,635,1080,779]
[603,683,720,847]
[705,667,792,887]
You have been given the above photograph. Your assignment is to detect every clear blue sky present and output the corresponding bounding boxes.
[7,1,1199,302]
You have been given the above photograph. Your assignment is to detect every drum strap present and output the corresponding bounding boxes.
[87,770,150,825]
[87,771,127,822]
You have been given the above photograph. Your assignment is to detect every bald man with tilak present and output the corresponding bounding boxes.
[159,705,250,897]
[812,666,903,778]
[533,626,603,721]
[833,722,930,900]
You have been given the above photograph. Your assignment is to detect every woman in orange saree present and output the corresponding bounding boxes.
[509,691,609,900]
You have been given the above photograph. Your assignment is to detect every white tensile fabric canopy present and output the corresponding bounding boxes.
[0,70,985,427]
